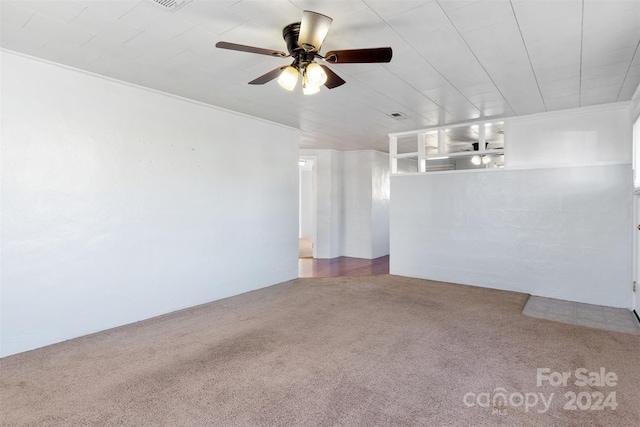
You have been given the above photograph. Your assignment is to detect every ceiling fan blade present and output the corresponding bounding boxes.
[248,66,287,85]
[298,10,333,52]
[215,41,287,58]
[320,65,346,89]
[324,47,393,64]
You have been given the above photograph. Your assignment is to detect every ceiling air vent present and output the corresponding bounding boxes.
[388,112,406,120]
[148,0,192,11]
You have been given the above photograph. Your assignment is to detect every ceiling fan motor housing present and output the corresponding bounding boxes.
[283,22,318,70]
[283,23,302,56]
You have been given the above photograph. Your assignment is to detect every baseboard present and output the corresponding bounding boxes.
[634,309,640,326]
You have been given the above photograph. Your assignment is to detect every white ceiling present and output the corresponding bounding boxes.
[2,0,639,152]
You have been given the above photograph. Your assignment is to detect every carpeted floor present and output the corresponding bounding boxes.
[1,275,639,426]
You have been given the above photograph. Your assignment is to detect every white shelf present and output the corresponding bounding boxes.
[392,152,419,159]
[425,149,504,160]
[389,119,506,174]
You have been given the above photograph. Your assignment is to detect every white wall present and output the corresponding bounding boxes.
[0,51,300,357]
[391,104,633,308]
[299,167,313,239]
[371,151,391,258]
[299,149,343,258]
[632,84,640,122]
[507,103,631,169]
[391,165,632,307]
[343,151,373,258]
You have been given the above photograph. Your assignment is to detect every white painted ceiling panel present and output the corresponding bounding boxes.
[545,99,580,112]
[582,45,637,69]
[438,0,482,13]
[1,1,35,27]
[69,7,142,44]
[628,49,640,77]
[583,28,640,55]
[581,86,622,105]
[512,0,581,23]
[125,30,180,56]
[229,0,301,32]
[1,22,48,51]
[458,82,500,99]
[583,61,632,81]
[12,0,86,23]
[166,26,220,56]
[38,38,102,67]
[534,65,580,84]
[332,9,406,48]
[386,1,451,39]
[582,74,627,92]
[22,12,95,46]
[476,99,514,118]
[506,99,544,116]
[583,0,639,29]
[79,1,141,19]
[173,1,247,35]
[445,0,514,33]
[365,1,424,19]
[118,1,193,39]
[1,0,638,152]
[619,74,639,101]
[289,0,367,20]
[80,34,142,61]
[515,13,582,46]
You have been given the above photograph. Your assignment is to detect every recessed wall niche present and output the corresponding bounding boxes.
[389,120,505,174]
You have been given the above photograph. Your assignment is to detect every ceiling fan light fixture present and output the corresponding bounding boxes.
[216,10,392,92]
[303,82,320,95]
[471,155,481,165]
[298,11,333,52]
[302,74,320,95]
[278,66,299,91]
[305,62,327,86]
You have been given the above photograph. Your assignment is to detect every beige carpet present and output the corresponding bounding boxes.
[1,275,639,426]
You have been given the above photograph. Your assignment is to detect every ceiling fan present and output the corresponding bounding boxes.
[215,10,392,95]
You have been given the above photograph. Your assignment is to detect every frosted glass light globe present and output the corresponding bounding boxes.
[305,63,327,86]
[278,66,299,91]
[303,82,320,95]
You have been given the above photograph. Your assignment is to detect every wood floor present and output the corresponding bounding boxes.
[298,255,389,278]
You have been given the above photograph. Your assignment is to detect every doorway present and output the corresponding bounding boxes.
[299,157,316,259]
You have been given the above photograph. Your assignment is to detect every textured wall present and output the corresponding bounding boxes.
[299,168,313,239]
[299,150,344,259]
[390,103,634,307]
[343,151,373,258]
[507,103,631,169]
[1,52,300,357]
[391,165,632,307]
[371,151,391,258]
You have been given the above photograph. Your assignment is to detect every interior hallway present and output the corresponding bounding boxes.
[299,256,390,278]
